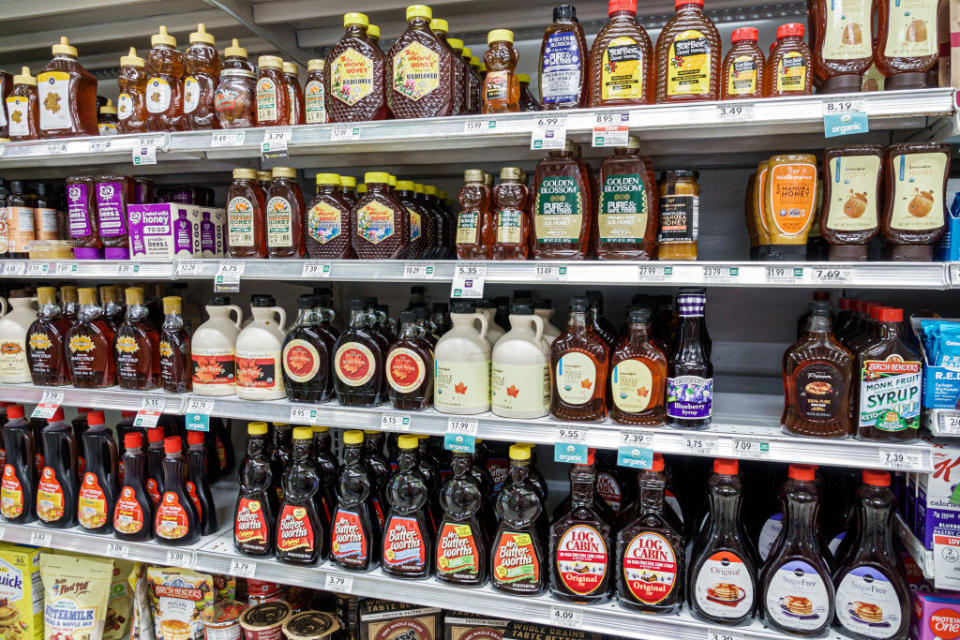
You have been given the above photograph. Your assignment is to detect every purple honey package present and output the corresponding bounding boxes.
[127,203,199,259]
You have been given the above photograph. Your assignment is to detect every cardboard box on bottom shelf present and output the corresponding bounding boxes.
[359,599,441,640]
[503,621,605,640]
[127,204,225,259]
[0,543,43,640]
[914,438,960,549]
[444,611,508,640]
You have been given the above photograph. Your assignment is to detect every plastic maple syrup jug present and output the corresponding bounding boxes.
[0,293,31,383]
[433,301,490,415]
[192,296,243,396]
[491,302,551,419]
[236,294,287,400]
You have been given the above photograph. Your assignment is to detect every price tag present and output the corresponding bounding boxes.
[29,531,51,547]
[3,262,24,276]
[701,266,739,283]
[324,573,354,594]
[706,629,746,640]
[380,414,411,431]
[637,264,673,282]
[939,413,960,435]
[591,111,630,147]
[451,265,485,299]
[215,261,245,292]
[87,139,114,154]
[105,541,130,558]
[617,431,653,469]
[554,427,588,464]
[549,606,583,630]
[302,262,331,278]
[0,526,6,541]
[165,549,194,568]
[54,262,78,275]
[823,99,868,137]
[444,418,478,453]
[730,437,771,459]
[823,99,865,115]
[26,263,49,276]
[32,390,64,419]
[330,125,361,141]
[531,116,566,150]
[45,142,68,155]
[810,266,851,285]
[716,103,754,122]
[132,136,162,166]
[535,265,567,281]
[934,533,960,590]
[261,127,292,158]
[764,266,804,284]
[229,558,256,578]
[134,397,164,428]
[879,449,923,470]
[464,119,497,133]
[682,435,719,456]
[117,263,140,275]
[289,405,319,425]
[176,261,201,277]
[951,263,960,287]
[403,264,435,279]
[211,130,246,147]
[185,397,214,432]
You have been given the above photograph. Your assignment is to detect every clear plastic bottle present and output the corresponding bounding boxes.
[145,26,185,132]
[455,169,493,259]
[766,23,812,96]
[539,5,588,109]
[387,5,455,119]
[483,30,519,114]
[588,0,654,107]
[721,28,764,100]
[38,37,98,138]
[183,23,222,131]
[118,48,148,134]
[256,55,290,127]
[492,167,529,259]
[655,0,721,103]
[283,62,305,125]
[215,40,257,129]
[325,12,388,122]
[6,67,38,142]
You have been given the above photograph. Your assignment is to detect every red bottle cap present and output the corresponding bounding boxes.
[49,408,64,423]
[863,302,878,318]
[777,23,804,39]
[853,299,866,313]
[147,426,165,443]
[813,291,829,302]
[125,432,143,449]
[838,298,853,311]
[675,0,703,8]
[879,307,903,323]
[609,0,637,13]
[87,411,106,427]
[6,405,23,420]
[584,448,595,466]
[788,464,816,481]
[713,458,739,475]
[651,453,665,472]
[77,407,91,414]
[121,410,137,418]
[863,469,891,486]
[164,436,182,454]
[871,305,889,320]
[769,42,776,54]
[187,431,205,446]
[731,27,758,43]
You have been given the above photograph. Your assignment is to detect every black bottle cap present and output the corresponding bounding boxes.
[312,286,332,296]
[297,295,318,309]
[350,298,366,311]
[36,183,49,196]
[809,301,833,315]
[399,309,417,323]
[451,300,476,314]
[208,296,231,305]
[569,297,589,312]
[510,302,533,315]
[629,307,652,324]
[9,180,24,194]
[553,4,577,21]
[432,302,448,313]
[533,299,551,310]
[677,287,706,295]
[251,294,275,307]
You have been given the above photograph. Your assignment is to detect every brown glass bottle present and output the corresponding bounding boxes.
[115,287,161,390]
[282,295,331,404]
[256,56,290,127]
[610,307,667,426]
[386,310,433,411]
[491,444,545,595]
[227,168,267,258]
[532,141,591,259]
[589,0,654,107]
[810,0,873,93]
[351,172,408,259]
[183,23,222,131]
[283,62,305,125]
[100,286,124,333]
[766,23,812,96]
[159,296,191,393]
[596,138,658,260]
[27,287,72,387]
[66,288,115,389]
[333,299,386,406]
[483,30,520,114]
[655,0,721,103]
[325,13,389,122]
[387,5,455,119]
[455,169,493,259]
[267,167,305,258]
[61,286,79,324]
[539,5,589,109]
[6,67,39,141]
[492,167,530,259]
[721,28,764,100]
[881,142,949,261]
[551,298,609,422]
[145,27,186,132]
[307,173,352,259]
[820,144,883,261]
[38,38,98,138]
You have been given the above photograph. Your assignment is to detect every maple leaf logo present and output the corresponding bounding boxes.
[506,385,519,398]
[638,386,649,398]
[454,382,467,394]
[580,378,592,390]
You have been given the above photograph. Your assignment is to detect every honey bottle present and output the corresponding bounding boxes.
[307,173,352,259]
[655,0,721,103]
[266,167,306,258]
[283,62,305,125]
[325,13,388,122]
[550,297,609,422]
[215,40,257,129]
[118,48,148,134]
[492,167,530,259]
[115,287,161,391]
[387,5,455,119]
[304,59,327,124]
[721,28,764,100]
[98,99,118,135]
[809,0,873,93]
[539,5,589,110]
[256,55,290,127]
[766,23,812,96]
[351,172,408,259]
[6,67,38,142]
[482,30,519,114]
[430,19,463,115]
[588,0,654,107]
[227,168,267,258]
[66,287,116,388]
[447,37,469,114]
[38,37,98,138]
[0,71,11,139]
[596,136,658,260]
[455,169,493,259]
[145,26,186,132]
[875,0,938,89]
[531,141,592,259]
[183,23,222,131]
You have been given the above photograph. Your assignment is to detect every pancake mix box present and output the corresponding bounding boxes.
[0,543,43,640]
[912,591,960,640]
[359,599,441,640]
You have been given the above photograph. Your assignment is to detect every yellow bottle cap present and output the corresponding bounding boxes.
[627,135,640,149]
[248,422,268,435]
[258,55,283,69]
[77,288,97,305]
[316,173,341,186]
[124,287,145,305]
[368,24,381,39]
[340,176,357,188]
[413,183,425,193]
[283,61,298,75]
[363,430,380,435]
[479,62,487,72]
[517,73,530,83]
[151,26,177,48]
[99,98,117,115]
[448,38,464,50]
[274,422,289,427]
[388,174,396,187]
[364,171,390,184]
[344,12,369,28]
[162,296,182,314]
[36,287,57,304]
[396,180,415,191]
[430,18,449,33]
[52,36,78,57]
[13,67,35,86]
[189,23,215,45]
[311,425,329,433]
[224,38,247,58]
[233,168,258,180]
[424,185,438,196]
[272,166,296,178]
[121,47,145,68]
[357,183,367,194]
[307,58,324,71]
[438,189,448,199]
[257,170,272,181]
[343,430,364,445]
[470,56,480,68]
[398,434,420,449]
[463,47,472,57]
[488,29,514,44]
[509,444,531,460]
[406,4,432,21]
[293,427,312,440]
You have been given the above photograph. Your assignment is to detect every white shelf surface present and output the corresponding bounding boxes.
[0,383,933,472]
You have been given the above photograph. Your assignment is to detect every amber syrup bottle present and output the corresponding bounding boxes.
[36,408,78,528]
[551,297,610,421]
[609,307,667,426]
[276,427,323,565]
[155,436,200,545]
[331,430,379,570]
[27,286,72,386]
[333,299,386,407]
[363,429,390,528]
[282,294,331,404]
[617,453,683,613]
[116,287,161,390]
[186,431,217,536]
[114,431,153,541]
[382,434,433,578]
[436,450,487,586]
[312,425,339,532]
[66,287,116,388]
[491,444,545,595]
[77,411,118,534]
[159,296,191,393]
[235,422,275,556]
[145,426,165,505]
[386,310,434,411]
[1,405,37,523]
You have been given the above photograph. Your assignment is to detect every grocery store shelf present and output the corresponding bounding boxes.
[896,516,935,580]
[0,383,933,472]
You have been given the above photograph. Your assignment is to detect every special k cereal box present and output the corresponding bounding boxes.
[0,543,42,640]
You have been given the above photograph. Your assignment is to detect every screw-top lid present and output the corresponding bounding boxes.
[364,171,390,184]
[470,56,481,68]
[569,297,589,312]
[293,426,312,440]
[629,306,652,324]
[510,302,533,315]
[257,170,271,181]
[248,422,268,435]
[627,135,640,149]
[343,430,364,445]
[49,407,64,423]
[406,4,432,20]
[788,464,816,481]
[272,166,296,179]
[464,169,484,182]
[368,24,381,39]
[863,469,890,486]
[188,431,205,445]
[349,298,366,311]
[609,0,638,14]
[125,432,143,449]
[731,27,759,43]
[878,307,903,323]
[36,287,57,305]
[99,98,117,114]
[162,296,182,314]
[77,287,98,305]
[164,436,182,454]
[339,176,356,188]
[517,73,530,83]
[463,47,472,57]
[650,452,665,472]
[13,67,35,86]
[451,300,475,314]
[52,36,78,56]
[430,18,449,33]
[676,0,704,6]
[251,294,276,307]
[388,175,396,187]
[190,23,216,45]
[713,458,739,475]
[124,286,144,305]
[412,183,424,193]
[232,168,258,180]
[808,300,832,315]
[344,12,369,28]
[312,425,330,433]
[553,5,577,20]
[151,26,177,47]
[777,23,804,39]
[424,185,438,196]
[448,38,464,50]
[61,286,78,302]
[396,180,415,191]
[224,38,247,58]
[296,294,318,309]
[258,55,283,69]
[399,309,418,323]
[488,29,514,44]
[283,61,298,75]
[88,410,106,427]
[532,299,551,310]
[316,173,341,186]
[357,184,367,194]
[147,426,165,442]
[100,285,118,302]
[307,59,324,72]
[208,295,232,306]
[500,167,521,180]
[6,405,23,420]
[398,434,419,449]
[509,443,532,460]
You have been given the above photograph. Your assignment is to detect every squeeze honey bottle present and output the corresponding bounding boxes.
[183,23,222,131]
[256,55,290,127]
[482,30,519,114]
[596,137,658,260]
[763,153,818,260]
[655,0,721,103]
[6,67,38,142]
[325,13,389,122]
[456,170,492,259]
[38,37,98,138]
[97,100,118,135]
[431,19,464,115]
[531,141,591,259]
[881,142,949,261]
[820,144,883,261]
[875,0,938,89]
[721,28,764,100]
[766,23,812,96]
[809,0,873,92]
[492,167,530,259]
[145,26,186,132]
[118,48,148,134]
[588,0,654,107]
[539,5,588,110]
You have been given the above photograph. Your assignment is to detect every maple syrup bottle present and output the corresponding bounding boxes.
[311,426,338,530]
[551,297,610,422]
[609,307,667,426]
[185,431,217,536]
[362,430,390,528]
[113,432,153,541]
[436,450,487,586]
[1,405,37,524]
[36,408,79,528]
[382,435,433,578]
[331,430,379,571]
[78,411,119,534]
[235,422,275,556]
[491,444,545,595]
[145,426,165,506]
[386,310,434,411]
[387,5,455,119]
[334,299,386,407]
[27,286,72,387]
[159,296,191,393]
[115,287,161,390]
[100,285,125,333]
[155,436,200,545]
[66,288,116,389]
[282,295,331,404]
[276,427,323,565]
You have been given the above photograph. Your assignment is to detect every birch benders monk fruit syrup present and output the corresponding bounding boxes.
[235,422,275,556]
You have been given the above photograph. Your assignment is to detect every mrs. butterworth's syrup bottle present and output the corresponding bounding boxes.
[491,443,544,595]
[436,450,487,586]
[381,434,433,578]
[331,430,379,570]
[235,422,275,556]
[276,427,323,565]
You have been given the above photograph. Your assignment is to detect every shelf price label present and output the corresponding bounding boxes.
[701,266,739,283]
[261,127,292,159]
[706,629,746,640]
[682,435,719,456]
[229,558,256,578]
[591,111,630,147]
[3,261,25,276]
[324,573,354,594]
[729,437,772,459]
[132,135,162,166]
[176,261,201,277]
[215,261,244,292]
[211,130,246,147]
[464,119,497,133]
[933,533,960,590]
[403,264,435,279]
[165,549,194,568]
[330,125,361,141]
[810,266,851,285]
[105,541,130,558]
[116,263,140,276]
[637,264,673,282]
[549,606,583,630]
[444,418,478,453]
[301,262,331,278]
[451,265,485,299]
[26,263,50,276]
[29,530,51,547]
[716,103,754,122]
[764,266,804,284]
[32,390,64,419]
[823,99,868,138]
[554,427,588,464]
[185,397,215,432]
[531,116,566,150]
[617,431,653,469]
[380,414,411,431]
[289,405,320,425]
[45,142,68,155]
[939,413,960,435]
[879,449,923,470]
[87,139,114,154]
[134,397,164,428]
[535,265,567,281]
[54,262,78,275]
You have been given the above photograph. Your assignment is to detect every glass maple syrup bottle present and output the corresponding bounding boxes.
[276,427,323,565]
[491,444,545,595]
[113,431,153,541]
[382,434,433,578]
[325,12,389,122]
[155,436,200,545]
[331,430,379,570]
[115,287,161,391]
[387,5,455,119]
[159,296,191,393]
[282,295,331,404]
[27,286,72,387]
[436,450,487,586]
[551,297,609,422]
[38,37,98,138]
[333,299,386,407]
[66,287,116,389]
[610,307,667,426]
[145,26,186,132]
[386,310,434,411]
[235,422,275,556]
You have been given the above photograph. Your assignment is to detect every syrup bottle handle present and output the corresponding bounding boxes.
[21,430,34,479]
[273,307,287,332]
[0,297,8,317]
[531,314,544,346]
[473,312,489,343]
[227,305,243,329]
[66,430,78,478]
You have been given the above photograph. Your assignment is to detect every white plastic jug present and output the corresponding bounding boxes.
[434,303,490,414]
[476,302,505,345]
[192,297,243,396]
[491,305,551,419]
[0,295,31,383]
[236,295,287,400]
[535,305,561,344]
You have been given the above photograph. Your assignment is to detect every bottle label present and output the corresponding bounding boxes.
[0,465,22,518]
[117,92,134,121]
[0,340,27,382]
[794,362,845,421]
[485,71,510,103]
[408,208,422,242]
[95,181,127,237]
[596,472,623,514]
[540,31,583,105]
[287,84,297,122]
[145,77,172,114]
[186,480,203,519]
[156,491,190,539]
[277,504,316,553]
[236,352,281,390]
[858,355,921,431]
[235,497,269,545]
[304,79,327,124]
[37,467,65,522]
[114,486,145,534]
[623,531,678,604]
[825,154,881,232]
[555,351,598,405]
[192,349,236,386]
[835,567,903,638]
[5,96,30,138]
[256,77,279,122]
[332,508,369,566]
[758,512,783,560]
[765,560,831,631]
[9,207,34,254]
[335,342,376,387]
[437,522,480,578]
[435,360,490,412]
[667,30,712,97]
[822,0,872,60]
[0,95,7,126]
[599,173,649,244]
[492,530,540,591]
[68,334,101,375]
[356,200,395,245]
[282,339,321,383]
[889,152,946,231]
[556,524,608,596]
[495,208,522,244]
[726,55,758,96]
[37,71,71,131]
[266,196,294,248]
[693,550,755,618]
[331,48,375,106]
[115,334,144,382]
[67,182,92,238]
[491,362,551,415]
[227,196,255,248]
[184,76,200,113]
[28,331,57,375]
[601,37,645,101]
[38,207,58,237]
[611,359,655,414]
[534,176,583,244]
[392,42,440,101]
[0,207,8,256]
[383,515,426,572]
[776,52,807,93]
[884,2,936,58]
[768,162,817,236]
[78,472,108,529]
[387,347,427,394]
[666,375,713,419]
[658,194,699,243]
[308,201,343,244]
[456,211,478,245]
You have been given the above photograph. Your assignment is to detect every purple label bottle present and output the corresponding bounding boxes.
[66,177,102,259]
[666,289,713,429]
[200,211,216,256]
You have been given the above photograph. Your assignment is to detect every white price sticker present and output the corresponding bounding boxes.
[176,261,201,277]
[549,607,583,630]
[381,414,411,431]
[682,435,719,456]
[637,264,673,282]
[215,261,245,292]
[446,418,478,436]
[29,531,51,547]
[591,112,630,147]
[535,265,567,281]
[730,437,771,459]
[117,263,140,275]
[464,119,497,133]
[330,125,361,141]
[301,262,331,278]
[87,139,114,154]
[26,263,49,276]
[134,397,164,428]
[45,143,68,155]
[185,397,215,415]
[55,263,78,275]
[716,103,754,122]
[701,266,739,283]
[403,264,435,279]
[764,266,804,284]
[557,426,587,445]
[289,405,319,425]
[934,533,960,590]
[531,116,566,150]
[620,431,653,449]
[211,130,246,147]
[939,413,960,435]
[261,127,292,157]
[823,99,865,115]
[810,267,851,285]
[324,573,354,594]
[105,541,129,558]
[3,262,24,276]
[229,558,256,578]
[706,629,745,640]
[132,136,162,166]
[32,390,64,419]
[451,265,485,299]
[879,449,923,470]
[165,550,194,568]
